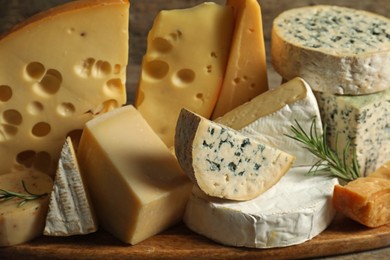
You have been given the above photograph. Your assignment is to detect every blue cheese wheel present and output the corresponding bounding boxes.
[271,5,390,95]
[175,108,295,201]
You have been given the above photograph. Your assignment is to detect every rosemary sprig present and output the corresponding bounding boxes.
[286,118,361,182]
[0,181,48,207]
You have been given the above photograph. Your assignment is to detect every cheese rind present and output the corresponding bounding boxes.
[211,0,268,119]
[184,167,338,248]
[216,77,323,166]
[315,89,390,176]
[271,5,390,95]
[44,137,97,236]
[175,108,295,201]
[77,105,192,245]
[0,170,53,247]
[0,0,129,176]
[135,2,234,147]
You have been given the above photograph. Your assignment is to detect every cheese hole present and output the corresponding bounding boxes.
[36,69,62,96]
[205,65,213,73]
[32,122,51,137]
[3,109,22,125]
[57,102,76,117]
[113,64,121,75]
[233,78,241,84]
[144,60,169,80]
[95,99,120,114]
[34,151,52,174]
[75,58,96,78]
[195,93,204,103]
[16,150,36,168]
[105,78,124,95]
[0,85,12,102]
[152,37,173,53]
[25,62,45,80]
[210,52,217,58]
[27,101,44,115]
[93,60,112,77]
[0,124,18,140]
[173,69,195,86]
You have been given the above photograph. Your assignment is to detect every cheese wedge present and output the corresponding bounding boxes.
[175,108,295,201]
[44,137,97,236]
[135,2,234,147]
[0,0,129,176]
[211,0,268,119]
[333,161,390,228]
[0,170,53,247]
[77,105,192,245]
[184,167,338,248]
[216,77,323,166]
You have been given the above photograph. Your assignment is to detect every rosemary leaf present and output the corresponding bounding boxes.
[0,180,48,207]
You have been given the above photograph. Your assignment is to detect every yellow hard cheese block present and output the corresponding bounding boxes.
[0,0,129,176]
[211,0,268,119]
[77,105,192,245]
[0,170,53,247]
[135,2,234,147]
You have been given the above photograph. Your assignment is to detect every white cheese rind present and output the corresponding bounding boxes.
[44,137,97,236]
[315,89,390,176]
[216,77,323,167]
[184,167,338,248]
[271,5,390,95]
[175,109,295,201]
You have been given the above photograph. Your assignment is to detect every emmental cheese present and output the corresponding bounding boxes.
[216,77,323,166]
[77,105,192,245]
[0,170,53,247]
[175,108,295,201]
[333,161,390,228]
[0,0,129,176]
[211,0,268,119]
[44,137,97,236]
[135,2,234,147]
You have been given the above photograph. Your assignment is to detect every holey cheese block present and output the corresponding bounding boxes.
[315,88,390,176]
[271,5,390,95]
[77,105,192,245]
[216,77,323,167]
[135,2,234,147]
[44,137,97,236]
[175,109,295,201]
[0,170,53,247]
[0,0,129,176]
[184,167,339,248]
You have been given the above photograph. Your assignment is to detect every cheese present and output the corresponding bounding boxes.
[271,5,390,95]
[135,2,234,147]
[0,0,129,176]
[216,77,323,166]
[184,167,338,248]
[211,0,268,119]
[44,137,97,236]
[175,108,295,201]
[77,105,192,245]
[0,170,53,247]
[315,89,390,176]
[333,161,390,228]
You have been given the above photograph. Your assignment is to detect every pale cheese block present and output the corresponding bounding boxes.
[315,88,390,176]
[44,137,97,236]
[135,2,234,147]
[0,170,53,247]
[211,0,268,119]
[175,108,295,201]
[77,105,192,245]
[216,77,323,167]
[184,167,339,248]
[271,5,390,95]
[0,0,129,176]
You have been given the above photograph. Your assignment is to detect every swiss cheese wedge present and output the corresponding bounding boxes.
[333,161,390,228]
[0,0,129,176]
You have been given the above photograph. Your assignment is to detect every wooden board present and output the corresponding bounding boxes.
[1,214,389,259]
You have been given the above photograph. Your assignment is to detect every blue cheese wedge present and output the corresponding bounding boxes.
[44,137,97,236]
[315,89,390,176]
[271,5,390,95]
[216,77,323,167]
[175,108,295,201]
[184,167,338,248]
